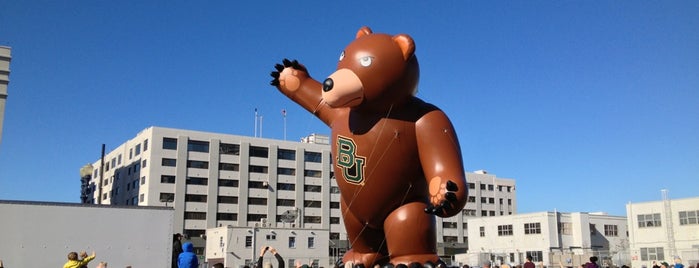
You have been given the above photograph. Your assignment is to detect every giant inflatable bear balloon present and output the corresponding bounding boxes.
[270,26,468,267]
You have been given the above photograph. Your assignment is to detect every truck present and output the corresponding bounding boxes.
[0,200,174,267]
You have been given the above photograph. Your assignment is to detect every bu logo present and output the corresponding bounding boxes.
[336,136,366,185]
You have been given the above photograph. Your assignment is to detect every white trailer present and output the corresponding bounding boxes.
[0,200,174,268]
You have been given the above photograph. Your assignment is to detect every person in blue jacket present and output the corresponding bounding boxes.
[178,242,199,268]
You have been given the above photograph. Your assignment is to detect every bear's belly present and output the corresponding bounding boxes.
[331,118,426,227]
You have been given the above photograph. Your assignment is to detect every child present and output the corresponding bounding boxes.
[63,251,96,268]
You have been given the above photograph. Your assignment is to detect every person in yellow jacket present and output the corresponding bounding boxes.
[63,251,96,268]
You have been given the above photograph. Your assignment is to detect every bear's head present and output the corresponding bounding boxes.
[321,26,419,111]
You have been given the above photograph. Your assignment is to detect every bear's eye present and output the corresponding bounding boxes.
[339,51,345,61]
[359,56,373,67]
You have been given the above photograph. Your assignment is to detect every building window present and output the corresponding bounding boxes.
[140,176,146,185]
[288,237,296,248]
[468,183,475,189]
[188,140,209,153]
[248,181,267,189]
[219,179,239,187]
[217,213,237,221]
[590,224,597,235]
[277,199,295,206]
[463,209,476,216]
[488,184,494,191]
[304,185,322,192]
[143,139,148,151]
[186,177,208,185]
[278,149,296,160]
[330,217,340,224]
[162,158,176,167]
[217,196,238,204]
[467,196,476,203]
[480,197,487,203]
[481,211,488,217]
[308,237,315,248]
[250,146,269,158]
[187,160,209,169]
[135,144,141,156]
[266,233,276,240]
[163,137,177,150]
[679,210,699,225]
[444,236,458,243]
[304,200,321,208]
[248,197,268,205]
[161,175,176,184]
[526,251,543,262]
[640,247,664,261]
[638,213,662,228]
[489,211,495,216]
[184,212,206,220]
[220,143,240,155]
[330,202,340,209]
[559,222,572,235]
[278,183,295,191]
[604,224,618,236]
[479,226,485,237]
[249,165,268,174]
[480,184,486,190]
[304,151,322,163]
[524,222,541,234]
[330,233,340,240]
[118,154,122,165]
[489,197,495,204]
[139,193,144,202]
[330,186,340,194]
[304,170,322,178]
[185,194,207,202]
[278,167,296,175]
[443,222,457,229]
[498,224,513,236]
[219,163,239,171]
[247,214,266,222]
[304,216,322,223]
[245,236,253,248]
[142,159,147,168]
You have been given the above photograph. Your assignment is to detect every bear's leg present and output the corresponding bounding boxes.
[383,201,439,265]
[341,199,389,267]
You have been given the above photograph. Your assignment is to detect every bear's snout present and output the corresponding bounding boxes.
[323,78,334,92]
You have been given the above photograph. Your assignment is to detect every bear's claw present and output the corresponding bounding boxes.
[270,58,307,86]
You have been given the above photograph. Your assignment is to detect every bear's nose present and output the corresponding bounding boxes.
[322,78,334,92]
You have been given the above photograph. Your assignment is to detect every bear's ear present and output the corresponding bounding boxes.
[392,34,415,61]
[356,26,373,39]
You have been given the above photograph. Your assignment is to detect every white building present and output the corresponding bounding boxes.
[438,170,517,257]
[206,225,330,268]
[82,126,518,265]
[462,211,628,267]
[626,194,699,268]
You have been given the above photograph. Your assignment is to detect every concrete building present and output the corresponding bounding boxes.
[206,225,330,268]
[626,193,699,268]
[437,170,517,257]
[461,211,628,267]
[82,126,518,265]
[0,46,11,146]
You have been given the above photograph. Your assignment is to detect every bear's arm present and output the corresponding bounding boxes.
[415,109,468,217]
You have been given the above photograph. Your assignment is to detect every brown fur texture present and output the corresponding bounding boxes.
[271,26,468,266]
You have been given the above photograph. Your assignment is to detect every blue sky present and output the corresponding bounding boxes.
[0,1,697,216]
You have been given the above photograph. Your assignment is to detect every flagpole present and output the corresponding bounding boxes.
[254,108,258,137]
[282,109,287,140]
